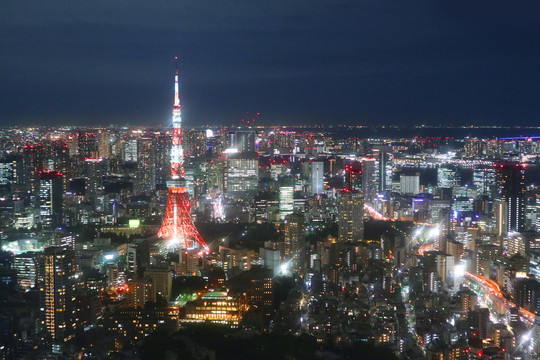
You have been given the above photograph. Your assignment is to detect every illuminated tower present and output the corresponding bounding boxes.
[158,58,209,252]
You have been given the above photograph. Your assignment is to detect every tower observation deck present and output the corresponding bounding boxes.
[158,58,209,253]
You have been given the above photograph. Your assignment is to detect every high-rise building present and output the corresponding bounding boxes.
[39,171,63,229]
[311,161,324,195]
[260,247,281,276]
[400,173,420,195]
[284,213,305,258]
[50,141,70,185]
[361,158,377,204]
[470,307,490,339]
[493,200,509,238]
[84,158,106,209]
[184,130,207,158]
[245,268,273,317]
[124,138,138,163]
[338,191,364,242]
[135,136,156,194]
[485,139,500,158]
[0,157,18,194]
[128,279,154,308]
[514,278,540,315]
[344,161,362,191]
[463,138,482,158]
[225,153,259,198]
[229,130,256,153]
[496,162,526,232]
[507,233,526,256]
[279,184,294,220]
[77,131,98,158]
[22,145,44,201]
[473,166,496,197]
[437,167,458,189]
[126,244,137,274]
[38,247,76,345]
[13,252,37,290]
[97,129,111,158]
[460,289,477,311]
[378,151,392,192]
[154,133,172,188]
[144,269,172,301]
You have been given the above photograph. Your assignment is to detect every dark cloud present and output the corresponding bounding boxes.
[1,0,539,126]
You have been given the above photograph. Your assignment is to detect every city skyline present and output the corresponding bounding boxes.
[3,2,540,359]
[2,1,540,126]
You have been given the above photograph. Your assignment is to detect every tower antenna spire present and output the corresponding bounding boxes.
[159,58,209,253]
[174,56,179,107]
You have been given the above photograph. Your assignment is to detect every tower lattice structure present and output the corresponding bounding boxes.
[158,58,209,252]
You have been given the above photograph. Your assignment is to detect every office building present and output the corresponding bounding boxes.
[38,171,63,229]
[437,167,458,189]
[124,138,138,162]
[496,162,525,232]
[311,161,324,195]
[225,153,259,198]
[144,268,172,301]
[38,247,76,344]
[284,213,305,258]
[338,191,364,242]
[135,136,156,194]
[473,166,496,197]
[13,253,37,290]
[400,173,420,195]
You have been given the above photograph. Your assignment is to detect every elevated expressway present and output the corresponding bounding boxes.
[463,272,534,326]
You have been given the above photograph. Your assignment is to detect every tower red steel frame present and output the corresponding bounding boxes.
[158,58,209,252]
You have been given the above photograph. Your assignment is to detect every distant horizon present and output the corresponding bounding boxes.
[4,123,540,130]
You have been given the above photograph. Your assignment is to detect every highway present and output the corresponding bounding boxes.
[463,272,534,326]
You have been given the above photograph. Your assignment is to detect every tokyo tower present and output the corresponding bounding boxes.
[158,58,209,253]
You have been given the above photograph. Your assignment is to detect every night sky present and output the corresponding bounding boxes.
[1,1,540,127]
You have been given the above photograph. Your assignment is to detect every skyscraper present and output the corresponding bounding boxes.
[77,131,98,158]
[284,213,305,257]
[124,138,138,163]
[84,158,106,209]
[496,162,525,232]
[13,253,37,290]
[338,191,364,242]
[135,136,156,194]
[463,138,482,158]
[39,171,63,229]
[473,166,496,197]
[229,130,256,153]
[225,153,259,198]
[378,151,392,192]
[284,213,306,273]
[279,184,294,220]
[22,145,44,203]
[437,167,458,189]
[311,161,324,195]
[400,173,420,195]
[97,129,111,158]
[361,158,377,204]
[38,247,76,347]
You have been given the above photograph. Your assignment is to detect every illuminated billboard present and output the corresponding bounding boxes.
[129,219,141,228]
